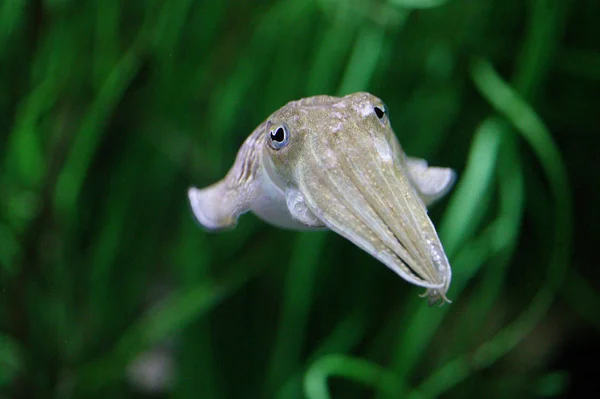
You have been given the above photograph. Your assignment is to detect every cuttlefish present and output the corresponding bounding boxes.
[188,92,456,305]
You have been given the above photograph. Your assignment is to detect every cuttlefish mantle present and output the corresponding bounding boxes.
[188,92,456,305]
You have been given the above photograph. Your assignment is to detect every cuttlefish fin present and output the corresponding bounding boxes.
[406,157,456,207]
[286,189,326,228]
[188,124,265,231]
[188,181,249,231]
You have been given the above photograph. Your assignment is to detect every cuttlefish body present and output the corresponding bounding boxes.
[188,92,456,305]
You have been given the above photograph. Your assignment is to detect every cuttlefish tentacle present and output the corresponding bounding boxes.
[188,92,457,305]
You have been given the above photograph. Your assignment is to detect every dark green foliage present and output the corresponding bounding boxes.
[1,0,598,398]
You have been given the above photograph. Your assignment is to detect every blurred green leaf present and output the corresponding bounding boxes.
[304,354,408,399]
[3,78,57,191]
[74,280,234,393]
[438,117,502,256]
[0,333,23,388]
[533,371,570,397]
[390,0,448,9]
[53,32,146,218]
[265,233,328,394]
[0,0,27,56]
[0,223,20,275]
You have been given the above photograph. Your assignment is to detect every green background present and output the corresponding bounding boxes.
[1,0,598,398]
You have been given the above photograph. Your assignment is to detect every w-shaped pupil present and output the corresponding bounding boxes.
[271,127,285,142]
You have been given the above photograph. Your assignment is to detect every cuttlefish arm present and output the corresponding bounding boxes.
[189,92,456,305]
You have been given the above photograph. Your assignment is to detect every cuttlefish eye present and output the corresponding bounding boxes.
[268,124,289,150]
[374,106,385,119]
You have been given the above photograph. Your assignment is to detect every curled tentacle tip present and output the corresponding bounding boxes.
[420,288,452,307]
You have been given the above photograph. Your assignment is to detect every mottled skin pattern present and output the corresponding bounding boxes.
[189,92,456,305]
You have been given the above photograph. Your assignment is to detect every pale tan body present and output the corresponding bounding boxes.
[188,93,456,305]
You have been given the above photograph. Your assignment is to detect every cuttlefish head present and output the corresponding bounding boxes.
[261,92,454,305]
